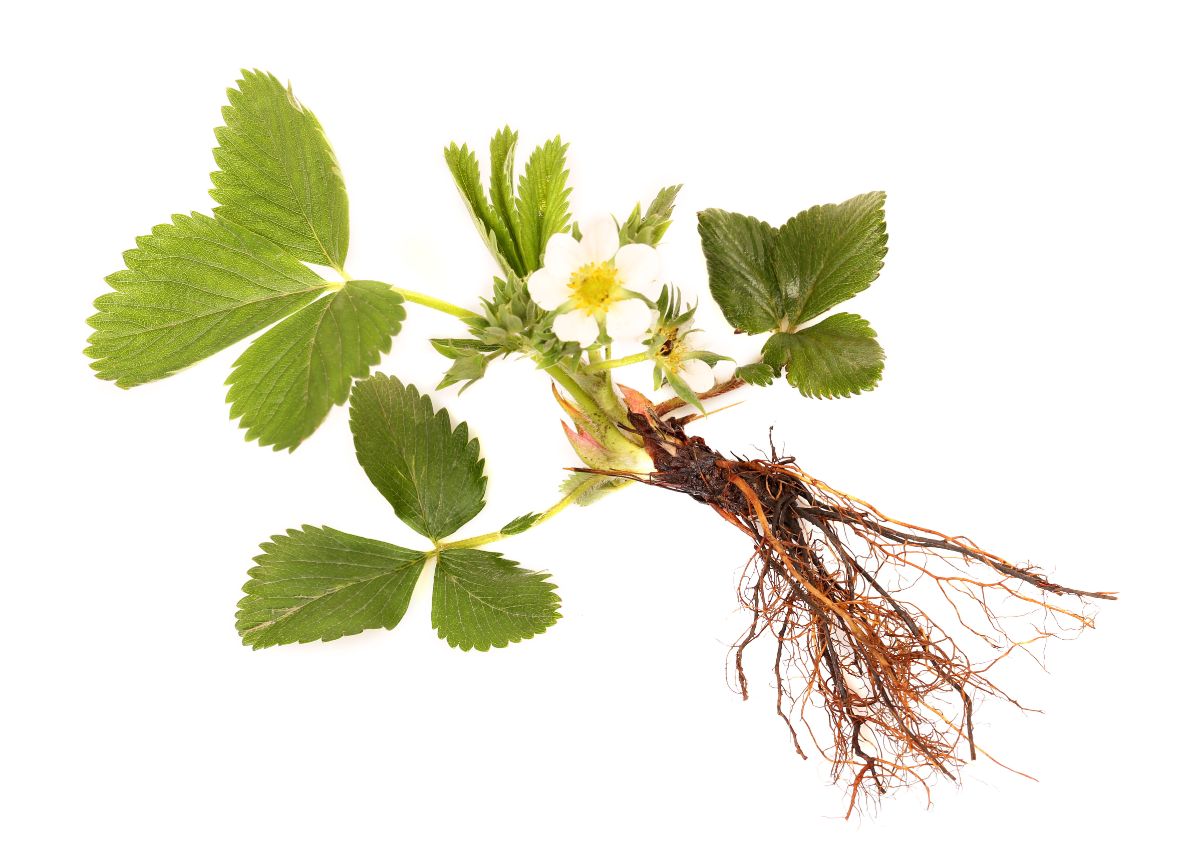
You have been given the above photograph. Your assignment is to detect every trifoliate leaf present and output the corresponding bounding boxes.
[500,512,540,536]
[697,192,887,334]
[515,136,571,271]
[762,313,885,399]
[211,69,350,269]
[226,281,406,451]
[431,549,560,651]
[87,213,326,387]
[696,209,781,334]
[237,525,426,649]
[734,362,777,386]
[774,191,887,326]
[349,374,487,540]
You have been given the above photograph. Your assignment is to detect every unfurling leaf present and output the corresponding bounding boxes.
[697,192,887,335]
[349,374,487,540]
[620,184,681,247]
[226,281,406,450]
[237,526,426,649]
[445,129,574,278]
[500,512,540,535]
[432,549,560,651]
[86,213,326,387]
[211,69,350,269]
[762,313,885,398]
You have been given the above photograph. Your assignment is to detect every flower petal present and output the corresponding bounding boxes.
[614,243,660,293]
[604,298,655,340]
[543,232,584,276]
[527,267,571,311]
[578,216,619,263]
[678,358,715,394]
[553,308,600,346]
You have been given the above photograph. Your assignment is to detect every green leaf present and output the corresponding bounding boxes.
[87,213,326,387]
[349,374,487,540]
[762,313,885,399]
[774,191,888,326]
[237,525,426,649]
[515,137,572,270]
[226,281,406,451]
[500,512,540,536]
[211,69,350,269]
[432,549,560,651]
[697,192,887,334]
[696,209,781,334]
[734,362,777,386]
[488,127,522,265]
[444,141,520,277]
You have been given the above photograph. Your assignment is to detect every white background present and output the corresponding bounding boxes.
[4,1,1197,857]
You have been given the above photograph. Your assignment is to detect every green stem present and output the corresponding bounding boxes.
[545,365,603,416]
[390,286,483,322]
[436,474,614,552]
[586,350,654,372]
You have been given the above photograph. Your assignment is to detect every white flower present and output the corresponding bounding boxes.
[527,217,658,347]
[673,357,715,393]
[659,326,716,394]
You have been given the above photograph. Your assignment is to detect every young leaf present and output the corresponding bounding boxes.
[211,69,350,269]
[620,184,681,247]
[87,213,326,387]
[500,512,540,536]
[762,313,885,399]
[515,137,571,270]
[226,281,406,451]
[349,374,487,540]
[774,191,888,326]
[558,472,626,506]
[431,549,560,651]
[695,209,782,334]
[444,142,520,277]
[237,525,426,649]
[488,127,522,265]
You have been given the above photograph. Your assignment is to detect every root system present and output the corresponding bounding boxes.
[592,390,1115,814]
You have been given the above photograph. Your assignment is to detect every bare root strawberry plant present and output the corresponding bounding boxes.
[88,70,1114,814]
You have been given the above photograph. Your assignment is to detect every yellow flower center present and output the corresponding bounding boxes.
[568,262,622,313]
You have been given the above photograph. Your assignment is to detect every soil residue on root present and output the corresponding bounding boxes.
[588,391,1115,814]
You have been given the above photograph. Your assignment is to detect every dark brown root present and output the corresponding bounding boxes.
[590,394,1115,815]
